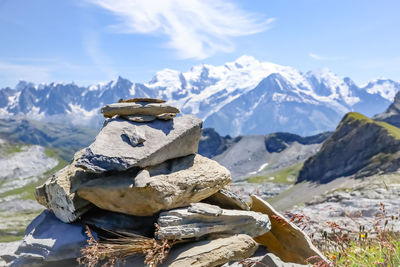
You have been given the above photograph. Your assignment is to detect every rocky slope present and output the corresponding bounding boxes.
[1,56,398,136]
[298,112,400,183]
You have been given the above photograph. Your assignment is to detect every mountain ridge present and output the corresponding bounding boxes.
[1,55,398,136]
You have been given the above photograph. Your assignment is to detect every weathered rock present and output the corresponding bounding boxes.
[9,210,92,267]
[121,114,156,122]
[118,97,166,103]
[161,234,258,267]
[202,189,249,210]
[157,202,270,240]
[75,115,202,173]
[101,102,179,118]
[77,154,231,216]
[156,113,177,120]
[250,195,328,265]
[35,149,94,223]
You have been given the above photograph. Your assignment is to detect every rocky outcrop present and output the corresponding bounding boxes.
[161,234,258,267]
[250,195,328,265]
[157,203,270,240]
[298,112,400,183]
[76,115,202,173]
[77,155,231,216]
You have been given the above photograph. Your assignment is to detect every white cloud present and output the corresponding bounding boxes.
[309,53,325,60]
[87,0,274,59]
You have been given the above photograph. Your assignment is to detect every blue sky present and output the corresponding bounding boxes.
[0,0,399,87]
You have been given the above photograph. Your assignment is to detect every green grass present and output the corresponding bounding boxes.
[247,162,304,184]
[343,112,400,140]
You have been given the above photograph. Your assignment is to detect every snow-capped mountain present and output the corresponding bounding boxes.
[0,55,398,136]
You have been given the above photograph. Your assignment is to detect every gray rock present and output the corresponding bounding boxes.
[101,102,179,118]
[9,210,92,267]
[121,125,146,146]
[202,189,250,210]
[35,149,94,223]
[77,154,231,216]
[121,114,156,122]
[157,203,270,240]
[75,115,203,173]
[160,234,258,267]
[156,113,177,120]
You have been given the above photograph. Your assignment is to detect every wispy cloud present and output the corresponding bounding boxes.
[87,0,274,59]
[309,53,344,61]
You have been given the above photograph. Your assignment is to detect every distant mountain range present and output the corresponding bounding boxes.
[1,55,399,136]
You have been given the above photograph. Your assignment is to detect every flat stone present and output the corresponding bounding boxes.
[202,189,250,210]
[35,149,94,223]
[75,115,202,173]
[161,235,258,267]
[156,202,270,240]
[9,210,92,267]
[156,113,177,120]
[121,114,156,122]
[250,195,328,265]
[77,154,231,216]
[118,98,166,103]
[101,102,179,118]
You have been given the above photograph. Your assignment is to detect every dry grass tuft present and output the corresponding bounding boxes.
[77,225,173,267]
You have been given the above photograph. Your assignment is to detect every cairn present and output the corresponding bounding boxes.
[6,98,326,267]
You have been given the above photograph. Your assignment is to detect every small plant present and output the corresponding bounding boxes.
[77,225,174,267]
[295,202,400,267]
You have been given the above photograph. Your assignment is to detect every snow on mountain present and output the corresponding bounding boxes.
[0,55,398,136]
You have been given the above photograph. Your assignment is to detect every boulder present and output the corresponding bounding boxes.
[75,115,202,173]
[156,203,270,240]
[250,195,328,265]
[202,189,250,210]
[9,210,92,267]
[101,102,179,118]
[35,149,94,223]
[77,154,231,216]
[160,234,258,267]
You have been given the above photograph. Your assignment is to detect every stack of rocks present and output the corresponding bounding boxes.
[4,98,326,267]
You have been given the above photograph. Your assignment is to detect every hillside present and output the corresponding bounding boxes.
[374,90,400,127]
[0,56,398,136]
[298,112,400,183]
[0,118,97,161]
[199,129,330,180]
